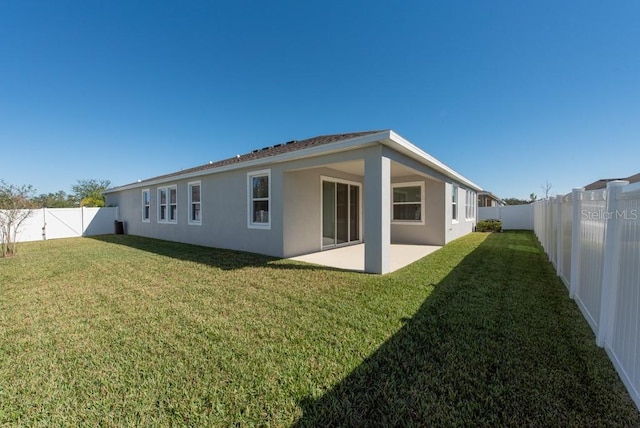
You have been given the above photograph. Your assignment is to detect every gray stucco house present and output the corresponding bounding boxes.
[104,130,482,273]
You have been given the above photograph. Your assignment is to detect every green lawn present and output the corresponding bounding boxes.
[1,231,638,426]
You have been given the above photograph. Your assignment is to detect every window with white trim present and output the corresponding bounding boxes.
[158,188,167,222]
[188,181,201,225]
[466,190,476,220]
[392,182,425,225]
[158,185,177,223]
[247,169,270,229]
[169,186,177,222]
[452,185,459,222]
[142,189,150,222]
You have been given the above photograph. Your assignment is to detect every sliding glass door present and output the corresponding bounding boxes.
[322,178,361,248]
[322,181,336,247]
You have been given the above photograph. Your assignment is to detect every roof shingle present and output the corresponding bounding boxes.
[583,172,640,190]
[127,130,384,187]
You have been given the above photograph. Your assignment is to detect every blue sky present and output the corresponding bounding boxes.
[2,1,638,199]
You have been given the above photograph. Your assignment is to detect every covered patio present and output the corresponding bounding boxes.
[289,243,442,273]
[283,145,449,274]
[280,131,479,274]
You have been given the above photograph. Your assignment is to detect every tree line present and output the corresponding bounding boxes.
[7,179,112,208]
[502,182,553,205]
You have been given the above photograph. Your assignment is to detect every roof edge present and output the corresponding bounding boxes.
[385,131,483,191]
[105,130,483,193]
[104,131,390,194]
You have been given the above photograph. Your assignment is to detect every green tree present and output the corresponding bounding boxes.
[503,197,530,205]
[33,190,77,208]
[72,179,111,207]
[0,180,36,257]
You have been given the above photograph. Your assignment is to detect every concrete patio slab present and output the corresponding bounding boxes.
[289,243,442,273]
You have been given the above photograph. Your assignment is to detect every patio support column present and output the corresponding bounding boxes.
[364,148,391,274]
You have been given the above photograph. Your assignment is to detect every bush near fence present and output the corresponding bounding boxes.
[478,204,533,230]
[475,219,502,232]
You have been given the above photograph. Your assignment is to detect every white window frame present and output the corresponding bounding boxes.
[466,189,476,220]
[188,181,202,226]
[157,188,167,223]
[142,189,150,222]
[168,186,177,223]
[247,169,271,230]
[452,184,459,223]
[391,181,425,225]
[158,185,177,224]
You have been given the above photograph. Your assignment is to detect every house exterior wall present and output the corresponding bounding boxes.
[283,166,363,258]
[380,146,475,245]
[105,147,377,259]
[105,142,479,261]
[105,167,285,257]
[445,182,476,243]
[390,175,446,246]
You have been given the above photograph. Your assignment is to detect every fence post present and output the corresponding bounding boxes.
[542,199,549,255]
[569,188,584,299]
[548,198,553,258]
[556,196,563,276]
[544,199,550,256]
[596,180,628,347]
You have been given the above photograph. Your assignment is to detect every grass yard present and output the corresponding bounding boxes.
[1,232,638,426]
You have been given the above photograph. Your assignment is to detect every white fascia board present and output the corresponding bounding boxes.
[104,131,390,194]
[384,130,483,192]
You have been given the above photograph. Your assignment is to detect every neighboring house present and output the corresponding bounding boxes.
[478,191,503,208]
[104,130,482,273]
[583,172,640,190]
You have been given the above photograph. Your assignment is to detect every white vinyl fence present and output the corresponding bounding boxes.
[533,181,640,411]
[478,204,534,230]
[4,207,119,242]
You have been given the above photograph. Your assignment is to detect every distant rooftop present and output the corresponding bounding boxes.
[583,172,640,191]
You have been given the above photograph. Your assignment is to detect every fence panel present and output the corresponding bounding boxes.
[532,183,640,410]
[44,208,83,239]
[547,199,558,265]
[575,191,607,333]
[478,206,499,220]
[477,205,535,230]
[534,202,546,249]
[560,195,573,286]
[606,188,640,408]
[6,207,118,242]
[12,209,45,242]
[83,207,118,236]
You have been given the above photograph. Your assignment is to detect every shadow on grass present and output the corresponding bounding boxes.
[294,231,640,426]
[87,234,349,273]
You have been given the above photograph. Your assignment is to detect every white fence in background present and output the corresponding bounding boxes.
[5,207,119,242]
[533,181,640,411]
[478,204,534,230]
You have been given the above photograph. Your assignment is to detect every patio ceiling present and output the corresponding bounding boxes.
[321,159,441,180]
